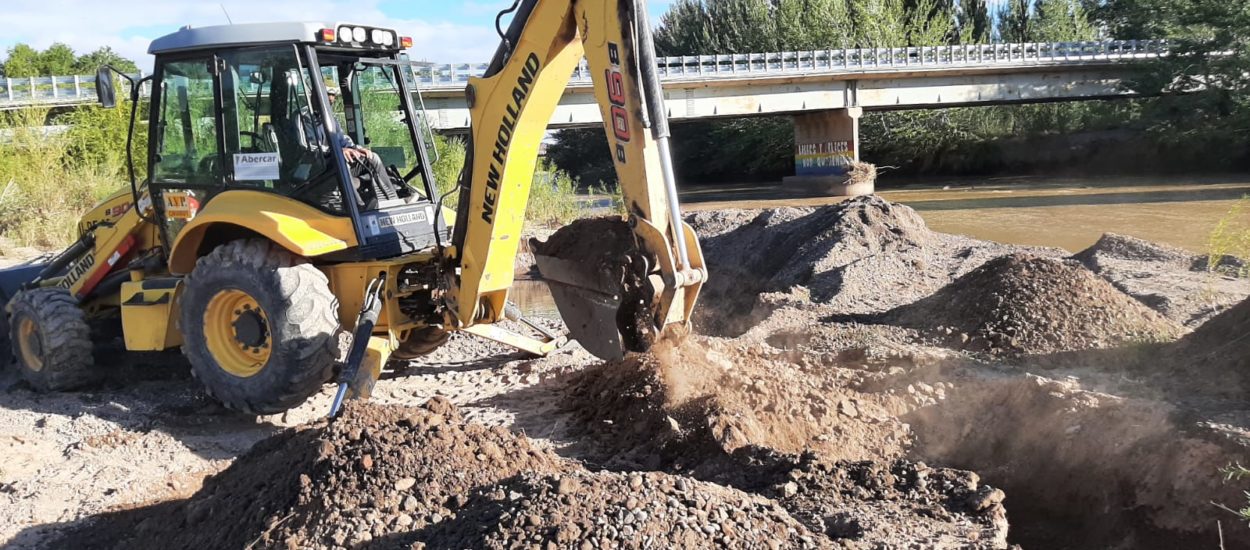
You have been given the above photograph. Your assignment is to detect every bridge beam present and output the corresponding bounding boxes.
[783,107,870,196]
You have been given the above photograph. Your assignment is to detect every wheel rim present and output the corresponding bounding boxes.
[16,316,43,372]
[203,289,272,378]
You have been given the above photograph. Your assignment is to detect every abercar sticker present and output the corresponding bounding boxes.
[233,152,280,181]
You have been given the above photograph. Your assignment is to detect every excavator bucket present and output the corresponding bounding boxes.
[530,217,657,361]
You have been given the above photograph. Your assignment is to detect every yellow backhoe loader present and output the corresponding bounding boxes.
[0,0,706,415]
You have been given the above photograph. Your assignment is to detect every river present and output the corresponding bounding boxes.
[515,174,1250,319]
[683,174,1250,253]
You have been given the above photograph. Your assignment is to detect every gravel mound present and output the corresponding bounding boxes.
[760,456,1009,549]
[1172,296,1250,391]
[55,399,568,549]
[889,254,1183,356]
[423,470,822,549]
[1074,233,1250,327]
[687,196,1057,336]
[54,395,1007,549]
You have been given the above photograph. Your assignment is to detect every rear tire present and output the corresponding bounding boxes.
[7,288,97,390]
[180,239,340,415]
[0,301,11,368]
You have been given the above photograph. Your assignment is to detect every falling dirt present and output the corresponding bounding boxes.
[6,196,1250,549]
[566,336,907,469]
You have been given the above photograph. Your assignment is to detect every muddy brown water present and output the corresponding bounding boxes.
[683,174,1250,252]
[518,174,1250,319]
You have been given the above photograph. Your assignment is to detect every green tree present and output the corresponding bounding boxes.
[38,43,76,75]
[995,0,1033,42]
[1032,0,1098,41]
[957,0,991,43]
[905,0,959,45]
[2,44,43,78]
[851,0,909,47]
[1125,0,1250,168]
[73,47,140,74]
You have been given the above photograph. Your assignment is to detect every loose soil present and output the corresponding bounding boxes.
[4,196,1250,549]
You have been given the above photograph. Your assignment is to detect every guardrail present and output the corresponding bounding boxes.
[415,39,1168,89]
[0,40,1166,109]
[0,73,148,107]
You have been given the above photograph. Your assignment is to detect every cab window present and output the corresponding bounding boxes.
[217,47,340,212]
[152,58,220,185]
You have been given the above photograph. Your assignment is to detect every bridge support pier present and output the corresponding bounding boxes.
[782,107,871,196]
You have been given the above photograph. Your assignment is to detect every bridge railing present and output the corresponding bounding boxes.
[0,40,1167,108]
[412,39,1167,89]
[0,73,147,107]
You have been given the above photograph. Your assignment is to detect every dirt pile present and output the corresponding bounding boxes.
[888,254,1183,356]
[51,395,1008,549]
[1074,233,1250,326]
[687,196,1057,335]
[565,338,1011,548]
[1170,296,1250,393]
[54,399,568,549]
[758,456,1009,549]
[423,470,823,549]
[567,336,906,470]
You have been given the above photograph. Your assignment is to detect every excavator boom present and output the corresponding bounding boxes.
[445,0,706,360]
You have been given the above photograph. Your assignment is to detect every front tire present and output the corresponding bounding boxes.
[7,288,97,390]
[180,239,340,415]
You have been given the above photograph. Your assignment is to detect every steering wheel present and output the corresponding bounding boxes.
[239,131,265,151]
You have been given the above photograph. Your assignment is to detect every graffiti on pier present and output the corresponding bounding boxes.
[795,140,854,177]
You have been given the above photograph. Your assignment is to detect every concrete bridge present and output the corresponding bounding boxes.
[1,40,1167,194]
[417,40,1166,194]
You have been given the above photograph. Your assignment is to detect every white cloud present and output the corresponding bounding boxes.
[1,0,502,73]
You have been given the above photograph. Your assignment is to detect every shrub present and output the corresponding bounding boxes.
[1206,197,1250,278]
[0,107,127,249]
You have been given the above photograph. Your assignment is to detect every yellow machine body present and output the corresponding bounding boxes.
[168,190,359,274]
[8,2,706,414]
[119,277,183,351]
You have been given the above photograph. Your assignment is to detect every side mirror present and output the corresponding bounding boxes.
[96,68,117,109]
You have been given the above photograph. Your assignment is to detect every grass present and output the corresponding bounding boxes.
[0,106,604,252]
[1218,463,1250,526]
[0,107,128,249]
[432,135,611,230]
[1206,196,1250,278]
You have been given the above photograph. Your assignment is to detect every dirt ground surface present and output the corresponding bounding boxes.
[2,196,1250,549]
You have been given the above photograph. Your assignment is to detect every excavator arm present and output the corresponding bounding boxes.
[444,0,706,360]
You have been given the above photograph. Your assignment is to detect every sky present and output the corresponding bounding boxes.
[0,0,676,72]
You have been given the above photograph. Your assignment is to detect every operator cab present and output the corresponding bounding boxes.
[138,21,448,260]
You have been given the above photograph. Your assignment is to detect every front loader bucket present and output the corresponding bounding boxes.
[0,263,49,304]
[530,218,656,361]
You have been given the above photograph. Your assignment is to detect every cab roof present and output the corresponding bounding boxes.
[148,21,398,55]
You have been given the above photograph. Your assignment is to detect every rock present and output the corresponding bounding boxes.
[838,400,859,418]
[781,482,799,498]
